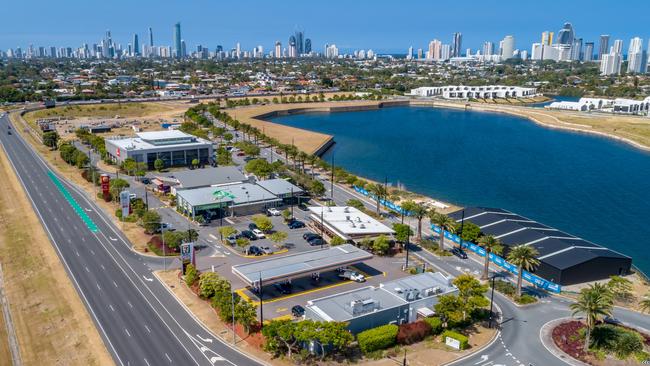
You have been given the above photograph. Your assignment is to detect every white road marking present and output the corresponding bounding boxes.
[84,266,90,273]
[165,353,172,363]
[90,249,95,255]
[112,281,118,288]
[143,275,154,282]
[127,301,133,308]
[144,358,150,366]
[100,264,105,270]
[109,304,114,312]
[196,335,213,343]
[75,250,79,257]
[124,328,131,337]
[85,208,92,212]
[474,355,489,364]
[144,325,151,333]
[96,282,101,290]
[109,237,117,241]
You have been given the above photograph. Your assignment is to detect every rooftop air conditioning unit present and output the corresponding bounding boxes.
[356,217,362,222]
[343,207,350,213]
[359,224,366,229]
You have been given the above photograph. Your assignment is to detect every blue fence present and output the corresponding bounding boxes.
[351,185,562,293]
[430,225,562,293]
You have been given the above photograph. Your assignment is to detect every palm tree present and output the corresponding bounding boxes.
[429,213,456,251]
[297,151,308,173]
[570,283,613,349]
[640,293,650,313]
[367,183,388,215]
[478,235,503,280]
[507,245,540,297]
[307,155,318,176]
[401,201,428,242]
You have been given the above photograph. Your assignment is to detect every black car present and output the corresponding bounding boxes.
[247,245,263,256]
[291,305,305,317]
[288,220,305,229]
[140,177,150,184]
[303,233,321,241]
[308,238,325,246]
[451,247,468,259]
[241,230,257,240]
[274,282,292,295]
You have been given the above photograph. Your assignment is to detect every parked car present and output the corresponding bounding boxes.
[338,270,366,282]
[291,305,305,317]
[288,220,305,229]
[247,245,263,256]
[236,152,246,156]
[274,282,292,295]
[248,223,258,231]
[241,230,257,240]
[225,234,239,246]
[140,177,150,184]
[308,238,325,246]
[252,229,265,239]
[303,232,321,241]
[451,247,468,259]
[298,204,309,211]
[260,246,273,255]
[266,208,281,216]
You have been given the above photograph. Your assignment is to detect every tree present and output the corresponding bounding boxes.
[430,213,456,251]
[223,132,233,143]
[607,275,633,302]
[262,319,299,358]
[198,272,221,298]
[570,283,614,349]
[218,226,237,240]
[459,221,481,243]
[507,245,540,297]
[42,131,59,149]
[401,201,428,242]
[392,223,413,243]
[185,228,199,242]
[75,150,89,168]
[640,293,650,313]
[372,235,390,255]
[367,183,388,215]
[452,274,489,321]
[235,237,250,249]
[252,214,273,232]
[185,264,198,286]
[281,209,292,222]
[434,295,465,328]
[162,231,184,249]
[140,210,161,234]
[346,198,365,211]
[109,178,130,202]
[309,180,325,196]
[330,235,346,246]
[478,235,504,280]
[268,231,288,247]
[234,300,258,333]
[244,158,273,178]
[154,158,165,171]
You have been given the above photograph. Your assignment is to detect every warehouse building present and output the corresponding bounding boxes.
[156,166,249,195]
[306,272,457,334]
[105,130,213,169]
[448,207,632,285]
[307,206,395,242]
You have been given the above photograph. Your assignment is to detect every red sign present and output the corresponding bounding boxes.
[100,174,110,200]
[116,148,120,157]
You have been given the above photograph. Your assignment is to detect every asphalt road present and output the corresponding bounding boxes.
[0,115,264,366]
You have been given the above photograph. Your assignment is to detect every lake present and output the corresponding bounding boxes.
[270,106,650,275]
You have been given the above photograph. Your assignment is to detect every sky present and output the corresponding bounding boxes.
[2,0,650,54]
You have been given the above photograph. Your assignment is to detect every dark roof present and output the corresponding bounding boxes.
[449,207,632,271]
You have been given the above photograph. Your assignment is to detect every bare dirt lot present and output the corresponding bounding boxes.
[0,141,112,365]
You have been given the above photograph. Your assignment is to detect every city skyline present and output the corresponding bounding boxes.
[2,0,650,53]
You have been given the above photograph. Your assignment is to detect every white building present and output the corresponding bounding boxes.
[307,206,394,242]
[547,97,650,115]
[409,85,538,99]
[601,52,623,75]
[500,35,515,61]
[627,37,647,74]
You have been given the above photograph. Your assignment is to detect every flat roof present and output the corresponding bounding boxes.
[379,272,457,302]
[307,206,394,239]
[160,166,247,189]
[231,244,373,285]
[106,130,212,152]
[307,286,404,322]
[177,182,281,208]
[256,178,303,196]
[136,130,190,140]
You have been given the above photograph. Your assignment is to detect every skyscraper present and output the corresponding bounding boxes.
[452,32,462,57]
[598,35,610,60]
[149,27,154,47]
[427,39,441,60]
[571,38,583,61]
[288,35,296,58]
[304,39,311,54]
[500,35,515,61]
[541,31,554,46]
[173,22,182,58]
[294,30,304,55]
[132,34,140,56]
[557,23,575,45]
[406,46,413,60]
[627,37,647,74]
[612,39,624,54]
[584,42,594,62]
[274,41,282,58]
[482,42,494,56]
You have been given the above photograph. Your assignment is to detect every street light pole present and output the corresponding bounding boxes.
[290,187,294,219]
[488,275,497,328]
[231,286,236,345]
[258,272,264,330]
[405,217,410,271]
[330,151,334,201]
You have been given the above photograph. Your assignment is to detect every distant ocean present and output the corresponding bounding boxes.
[271,106,650,275]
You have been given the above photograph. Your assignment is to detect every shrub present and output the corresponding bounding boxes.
[397,321,431,345]
[185,264,198,286]
[491,280,517,297]
[423,317,443,335]
[357,324,398,354]
[515,294,538,304]
[198,272,221,299]
[330,235,346,246]
[441,330,469,350]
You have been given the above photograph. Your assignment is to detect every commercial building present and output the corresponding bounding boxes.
[448,207,632,286]
[307,206,395,242]
[157,166,248,195]
[305,272,458,334]
[409,85,537,100]
[256,178,304,204]
[232,244,373,288]
[175,178,302,218]
[547,97,650,115]
[105,130,213,169]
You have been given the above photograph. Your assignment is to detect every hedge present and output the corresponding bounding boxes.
[441,330,469,350]
[357,324,398,353]
[423,317,443,335]
[397,320,431,345]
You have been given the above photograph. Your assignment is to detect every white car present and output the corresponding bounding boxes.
[267,208,281,216]
[252,229,265,239]
[338,270,366,282]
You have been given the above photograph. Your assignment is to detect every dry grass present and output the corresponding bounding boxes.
[0,303,11,366]
[24,102,176,125]
[0,137,112,365]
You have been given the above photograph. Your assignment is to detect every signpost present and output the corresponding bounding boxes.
[100,174,110,201]
[119,190,130,218]
[445,337,461,350]
[180,242,195,275]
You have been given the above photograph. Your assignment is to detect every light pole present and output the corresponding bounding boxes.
[488,274,498,328]
[405,217,410,271]
[231,285,236,345]
[330,151,334,201]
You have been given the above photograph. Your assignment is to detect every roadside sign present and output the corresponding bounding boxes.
[445,336,461,350]
[120,190,130,218]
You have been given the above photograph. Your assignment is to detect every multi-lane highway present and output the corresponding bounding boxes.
[0,114,264,366]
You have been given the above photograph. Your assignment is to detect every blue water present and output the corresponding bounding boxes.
[270,106,650,275]
[528,95,580,108]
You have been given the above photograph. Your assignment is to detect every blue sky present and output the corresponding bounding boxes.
[1,0,649,53]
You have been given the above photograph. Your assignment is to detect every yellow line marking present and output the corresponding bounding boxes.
[235,288,251,302]
[275,307,288,313]
[270,314,292,322]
